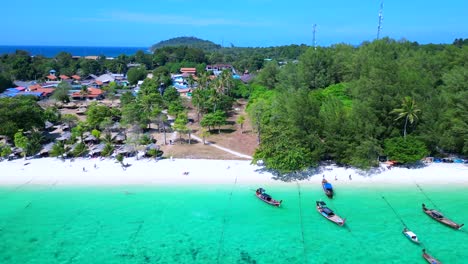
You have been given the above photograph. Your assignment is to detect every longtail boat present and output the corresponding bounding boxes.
[402,227,420,244]
[422,203,464,230]
[255,188,282,207]
[316,201,345,226]
[322,179,334,198]
[422,249,441,264]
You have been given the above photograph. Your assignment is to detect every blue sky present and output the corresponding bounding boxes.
[2,0,467,47]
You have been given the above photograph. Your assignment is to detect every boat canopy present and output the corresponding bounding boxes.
[322,208,334,215]
[324,183,333,189]
[431,211,443,219]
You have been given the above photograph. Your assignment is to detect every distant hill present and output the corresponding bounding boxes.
[150,37,222,52]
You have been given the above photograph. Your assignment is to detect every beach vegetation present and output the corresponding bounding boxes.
[101,143,114,157]
[50,142,67,158]
[25,130,44,156]
[52,81,72,103]
[384,136,429,164]
[43,106,61,124]
[247,38,468,172]
[14,130,28,157]
[85,103,117,129]
[139,134,153,145]
[127,66,147,85]
[146,148,163,158]
[71,142,88,157]
[173,112,189,143]
[116,153,124,164]
[71,123,87,143]
[199,127,210,144]
[391,96,421,138]
[120,91,136,107]
[91,129,101,141]
[236,115,245,132]
[61,114,79,129]
[0,74,14,93]
[0,97,45,140]
[0,144,12,158]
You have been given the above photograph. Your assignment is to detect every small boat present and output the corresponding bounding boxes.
[316,201,345,226]
[402,227,420,244]
[322,179,334,198]
[422,203,464,230]
[422,249,442,264]
[255,188,282,207]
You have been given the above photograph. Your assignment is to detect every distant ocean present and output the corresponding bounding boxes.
[0,45,151,58]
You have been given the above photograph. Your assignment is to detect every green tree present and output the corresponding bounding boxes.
[85,103,114,129]
[120,91,136,106]
[384,136,429,164]
[50,142,67,158]
[116,153,124,164]
[173,112,189,143]
[391,96,421,138]
[101,143,114,157]
[256,61,279,89]
[61,114,79,129]
[236,115,246,133]
[14,130,29,158]
[43,106,61,123]
[91,129,101,141]
[26,130,44,156]
[0,97,45,139]
[1,145,12,158]
[52,81,72,103]
[72,142,88,157]
[127,66,147,85]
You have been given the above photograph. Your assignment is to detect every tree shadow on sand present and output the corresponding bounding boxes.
[255,167,323,182]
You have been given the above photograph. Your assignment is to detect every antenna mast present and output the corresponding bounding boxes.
[377,1,384,39]
[313,24,317,50]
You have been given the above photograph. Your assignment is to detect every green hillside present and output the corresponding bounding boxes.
[150,37,222,51]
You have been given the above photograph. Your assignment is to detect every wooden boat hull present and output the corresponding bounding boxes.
[422,249,441,264]
[316,201,345,226]
[422,204,464,230]
[255,193,281,207]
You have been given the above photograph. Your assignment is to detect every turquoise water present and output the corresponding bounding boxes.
[0,183,467,263]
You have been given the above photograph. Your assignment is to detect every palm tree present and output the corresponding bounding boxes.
[391,96,421,138]
[80,86,89,100]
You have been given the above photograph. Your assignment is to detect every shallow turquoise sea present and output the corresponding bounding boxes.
[0,183,467,263]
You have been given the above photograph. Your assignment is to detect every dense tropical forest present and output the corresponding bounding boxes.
[0,37,467,173]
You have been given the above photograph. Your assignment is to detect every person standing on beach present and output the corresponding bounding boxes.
[335,175,337,181]
[349,174,352,180]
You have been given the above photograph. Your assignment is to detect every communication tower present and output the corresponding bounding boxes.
[377,1,384,39]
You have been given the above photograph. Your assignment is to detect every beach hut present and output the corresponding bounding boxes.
[113,133,126,144]
[83,134,98,145]
[115,145,136,157]
[45,121,54,131]
[9,147,23,160]
[56,132,71,142]
[89,143,106,157]
[40,142,55,157]
[144,143,162,158]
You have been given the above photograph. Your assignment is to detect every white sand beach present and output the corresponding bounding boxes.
[0,157,467,187]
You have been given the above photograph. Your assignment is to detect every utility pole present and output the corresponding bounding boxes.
[313,24,317,50]
[377,0,384,39]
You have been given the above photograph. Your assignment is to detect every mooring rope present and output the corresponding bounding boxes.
[216,174,238,264]
[296,182,307,264]
[415,183,440,211]
[381,196,407,228]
